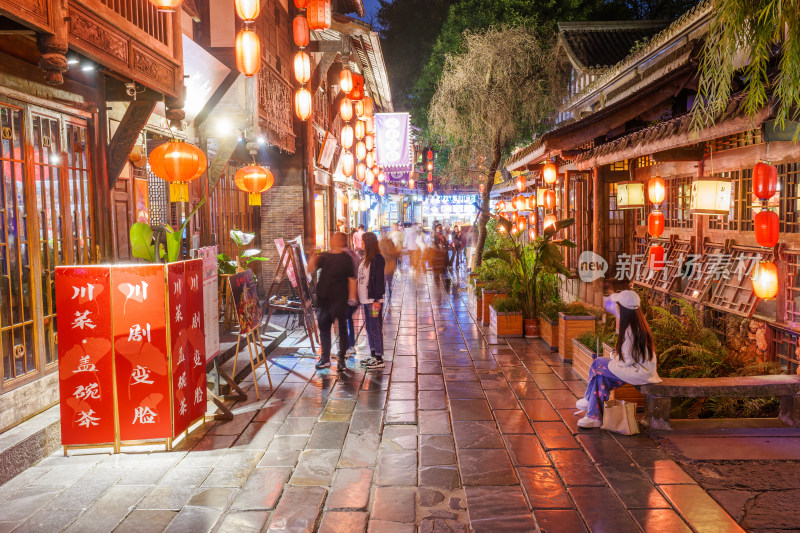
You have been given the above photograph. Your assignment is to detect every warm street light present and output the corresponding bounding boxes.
[236,29,261,76]
[148,140,207,203]
[149,0,183,12]
[690,177,732,215]
[543,162,557,185]
[293,51,311,84]
[234,165,274,206]
[647,176,666,205]
[295,88,312,120]
[616,181,645,209]
[752,261,779,300]
[235,0,260,21]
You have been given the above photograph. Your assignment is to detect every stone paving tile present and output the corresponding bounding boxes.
[533,421,580,450]
[519,399,561,421]
[137,467,212,510]
[214,510,271,533]
[533,509,588,532]
[631,508,692,533]
[463,486,537,532]
[326,468,373,509]
[659,484,745,532]
[494,410,534,434]
[306,422,349,449]
[319,511,368,533]
[448,400,492,421]
[376,450,417,486]
[517,467,573,509]
[503,435,550,467]
[570,486,642,533]
[230,467,291,510]
[418,410,451,434]
[385,400,417,424]
[290,449,339,486]
[163,506,221,533]
[598,464,671,509]
[371,486,416,523]
[114,509,179,533]
[12,505,82,533]
[266,485,326,533]
[65,485,151,533]
[452,421,504,449]
[457,448,517,485]
[418,390,447,410]
[549,450,607,487]
[419,435,456,467]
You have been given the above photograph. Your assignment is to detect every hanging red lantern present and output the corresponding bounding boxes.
[378,183,386,196]
[516,175,525,192]
[306,0,331,30]
[365,117,375,134]
[340,98,353,121]
[371,165,380,177]
[427,149,433,160]
[518,217,527,231]
[378,170,386,183]
[372,180,380,194]
[340,69,354,94]
[340,125,354,149]
[354,99,365,118]
[648,245,665,271]
[427,172,432,182]
[498,218,507,233]
[529,212,537,225]
[295,88,312,120]
[234,165,274,206]
[362,97,374,117]
[235,0,260,21]
[341,151,354,177]
[355,141,367,161]
[496,200,505,212]
[543,214,556,232]
[235,29,261,77]
[526,195,537,210]
[510,225,520,236]
[148,140,207,203]
[479,183,485,194]
[752,261,779,300]
[293,51,311,84]
[293,16,310,48]
[427,182,434,193]
[294,0,309,7]
[647,176,666,205]
[149,0,183,12]
[648,211,665,237]
[408,178,415,189]
[543,189,556,210]
[365,171,375,187]
[365,134,374,151]
[543,162,557,185]
[354,120,366,140]
[365,151,374,168]
[426,161,433,171]
[528,227,538,240]
[355,162,366,182]
[754,210,779,248]
[753,162,778,200]
[348,73,365,100]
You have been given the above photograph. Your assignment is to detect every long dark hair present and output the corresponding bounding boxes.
[615,305,656,364]
[362,232,381,266]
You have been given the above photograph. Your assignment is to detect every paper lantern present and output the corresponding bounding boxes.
[529,212,537,225]
[365,172,375,187]
[754,210,779,248]
[340,125,354,149]
[362,97,374,117]
[354,120,366,140]
[543,189,556,210]
[234,165,274,206]
[753,162,778,200]
[690,178,732,215]
[517,217,527,231]
[648,211,664,237]
[340,69,354,94]
[348,73,364,100]
[306,0,331,30]
[378,170,385,183]
[294,0,309,7]
[427,182,434,193]
[149,0,183,12]
[293,16,310,48]
[365,117,375,134]
[543,214,556,232]
[339,98,353,121]
[371,166,379,177]
[479,183,485,194]
[408,178,415,189]
[355,162,366,182]
[355,141,367,161]
[235,29,261,77]
[496,200,505,212]
[616,181,645,209]
[293,51,310,83]
[148,140,207,202]
[365,152,374,168]
[372,180,380,194]
[341,151,354,177]
[295,88,312,120]
[235,0,259,21]
[543,162,557,185]
[365,134,374,151]
[516,175,525,192]
[378,183,386,196]
[510,225,519,236]
[354,100,365,118]
[647,176,666,205]
[427,172,432,182]
[648,245,665,271]
[427,149,433,160]
[752,261,779,299]
[528,227,537,240]
[426,161,433,171]
[527,195,537,210]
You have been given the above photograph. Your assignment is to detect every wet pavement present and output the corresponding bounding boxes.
[0,272,747,532]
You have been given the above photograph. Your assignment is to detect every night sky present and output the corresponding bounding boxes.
[358,0,382,26]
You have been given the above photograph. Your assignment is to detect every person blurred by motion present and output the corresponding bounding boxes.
[358,232,386,369]
[342,239,361,356]
[380,230,399,300]
[404,222,422,273]
[352,224,365,257]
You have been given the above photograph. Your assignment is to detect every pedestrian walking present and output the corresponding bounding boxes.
[342,240,361,356]
[358,232,386,369]
[380,230,399,299]
[404,223,422,272]
[353,224,365,257]
[307,232,357,371]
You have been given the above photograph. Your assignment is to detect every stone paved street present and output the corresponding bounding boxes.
[0,274,746,532]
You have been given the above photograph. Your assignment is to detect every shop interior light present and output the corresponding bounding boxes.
[690,177,732,215]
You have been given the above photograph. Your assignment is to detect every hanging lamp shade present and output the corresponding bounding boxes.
[543,214,556,232]
[340,69,354,94]
[365,134,374,151]
[648,245,665,271]
[234,165,274,206]
[149,0,183,12]
[235,29,261,77]
[365,171,375,187]
[754,210,779,248]
[365,116,375,134]
[354,120,366,140]
[306,0,331,30]
[529,212,537,225]
[371,165,380,177]
[293,16,310,48]
[690,177,732,215]
[355,162,366,182]
[340,125,354,149]
[295,88,312,120]
[427,171,432,182]
[528,227,537,240]
[372,180,380,194]
[362,96,374,117]
[355,141,367,161]
[543,189,556,210]
[340,151,354,177]
[647,176,666,205]
[616,181,645,209]
[408,178,415,189]
[527,195,537,210]
[516,175,525,192]
[293,51,311,84]
[378,170,386,183]
[427,182,434,193]
[294,0,310,8]
[339,98,353,121]
[378,183,386,196]
[148,140,207,202]
[543,162,557,185]
[752,261,779,300]
[427,149,433,160]
[517,217,527,231]
[648,211,665,237]
[753,162,778,200]
[234,0,260,21]
[354,100,365,118]
[365,151,374,168]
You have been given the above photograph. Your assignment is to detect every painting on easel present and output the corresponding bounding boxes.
[229,270,262,332]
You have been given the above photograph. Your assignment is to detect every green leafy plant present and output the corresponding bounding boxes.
[477,278,509,298]
[492,294,523,313]
[218,230,268,275]
[539,301,566,322]
[130,198,206,263]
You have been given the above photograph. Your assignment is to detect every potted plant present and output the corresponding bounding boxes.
[470,257,514,325]
[481,280,509,326]
[218,230,269,277]
[539,301,565,350]
[572,323,617,383]
[490,295,524,337]
[558,302,600,363]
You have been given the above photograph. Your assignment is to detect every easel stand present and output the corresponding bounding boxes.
[232,324,273,400]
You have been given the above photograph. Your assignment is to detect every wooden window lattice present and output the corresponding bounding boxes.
[770,326,800,375]
[778,162,800,234]
[707,246,772,317]
[784,250,800,331]
[683,241,726,302]
[652,239,692,293]
[664,175,693,229]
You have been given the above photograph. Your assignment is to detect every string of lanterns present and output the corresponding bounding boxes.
[293,0,332,120]
[751,161,779,300]
[646,176,666,272]
[233,0,262,77]
[427,149,434,194]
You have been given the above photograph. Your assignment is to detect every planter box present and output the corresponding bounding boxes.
[571,338,596,383]
[540,316,559,351]
[558,313,596,363]
[476,296,483,322]
[490,305,523,337]
[482,290,506,326]
[602,343,645,407]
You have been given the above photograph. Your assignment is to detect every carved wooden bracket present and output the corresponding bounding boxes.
[207,136,239,190]
[37,0,68,85]
[107,99,157,188]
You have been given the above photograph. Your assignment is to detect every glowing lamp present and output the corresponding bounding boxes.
[306,0,331,30]
[365,117,375,134]
[753,162,778,200]
[648,211,664,237]
[648,245,665,271]
[354,120,366,140]
[340,98,353,121]
[516,175,525,192]
[518,217,527,231]
[690,177,732,215]
[355,162,366,182]
[294,88,312,120]
[408,178,415,189]
[647,176,666,205]
[543,162,557,185]
[378,184,386,196]
[365,172,375,187]
[427,161,433,171]
[372,166,379,177]
[754,210,779,248]
[496,200,505,212]
[427,182,434,193]
[510,225,519,236]
[340,69,354,93]
[372,180,380,194]
[293,16,310,48]
[293,51,311,84]
[362,97,374,117]
[427,149,433,160]
[427,172,432,182]
[340,151,354,177]
[294,0,309,7]
[527,195,537,210]
[365,152,374,168]
[616,181,645,209]
[340,125,354,149]
[365,134,374,151]
[528,227,537,240]
[543,189,556,210]
[378,170,385,183]
[354,99,365,118]
[149,0,183,12]
[752,261,779,300]
[234,165,274,206]
[479,183,485,194]
[235,29,261,77]
[235,0,260,21]
[529,212,537,225]
[148,140,207,202]
[543,214,556,232]
[355,141,367,161]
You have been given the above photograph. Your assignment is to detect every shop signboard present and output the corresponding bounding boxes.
[229,270,262,332]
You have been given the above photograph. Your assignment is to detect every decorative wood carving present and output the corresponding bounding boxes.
[36,0,67,85]
[69,8,128,65]
[107,99,157,187]
[132,44,175,94]
[0,0,51,32]
[258,66,295,153]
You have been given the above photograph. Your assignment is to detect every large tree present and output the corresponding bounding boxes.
[429,26,567,267]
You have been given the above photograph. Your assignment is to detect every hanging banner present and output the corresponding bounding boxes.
[199,246,220,362]
[375,113,413,172]
[385,171,411,182]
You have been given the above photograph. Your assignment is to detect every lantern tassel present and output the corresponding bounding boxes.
[169,182,189,203]
[249,193,262,206]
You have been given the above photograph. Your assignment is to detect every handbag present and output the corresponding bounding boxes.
[601,399,639,435]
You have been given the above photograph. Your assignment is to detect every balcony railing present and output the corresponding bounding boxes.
[99,0,170,47]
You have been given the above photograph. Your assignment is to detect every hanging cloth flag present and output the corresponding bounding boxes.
[375,113,413,172]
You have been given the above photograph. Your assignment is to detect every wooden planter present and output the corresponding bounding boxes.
[476,296,483,322]
[602,342,645,407]
[490,305,523,337]
[482,290,506,326]
[571,338,596,383]
[540,316,559,351]
[558,313,596,363]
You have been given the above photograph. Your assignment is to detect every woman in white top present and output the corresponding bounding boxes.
[576,290,662,428]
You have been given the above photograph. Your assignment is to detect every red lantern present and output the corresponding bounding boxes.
[647,176,665,205]
[516,175,525,192]
[752,261,779,300]
[354,120,366,140]
[648,245,665,271]
[527,195,536,210]
[427,182,434,193]
[148,140,207,202]
[362,97,374,117]
[496,200,505,212]
[529,212,537,225]
[426,161,433,171]
[372,180,380,194]
[753,162,778,200]
[378,170,385,183]
[355,141,367,161]
[365,117,375,134]
[754,210,779,248]
[340,125,354,149]
[648,211,665,237]
[355,162,366,182]
[372,166,380,177]
[295,88,312,120]
[348,73,365,100]
[149,0,183,12]
[340,69,354,94]
[306,0,331,30]
[378,183,386,196]
[341,151,354,177]
[340,98,353,121]
[235,0,260,21]
[235,29,261,77]
[408,178,415,189]
[543,189,556,210]
[479,183,485,194]
[518,217,527,231]
[543,214,556,232]
[293,51,310,84]
[234,165,274,206]
[543,162,557,185]
[365,151,374,168]
[354,100,365,118]
[293,16,309,48]
[365,171,375,187]
[528,227,537,240]
[365,134,374,151]
[427,149,433,160]
[294,0,309,7]
[427,172,432,182]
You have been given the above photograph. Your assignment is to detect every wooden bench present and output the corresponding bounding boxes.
[637,375,800,430]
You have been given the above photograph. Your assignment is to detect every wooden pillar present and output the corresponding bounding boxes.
[36,0,68,85]
[93,77,114,261]
[592,165,608,305]
[302,119,316,251]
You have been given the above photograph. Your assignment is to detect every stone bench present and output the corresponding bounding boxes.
[637,375,800,430]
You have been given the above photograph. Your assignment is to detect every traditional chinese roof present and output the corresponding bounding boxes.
[558,20,669,72]
[340,0,366,18]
